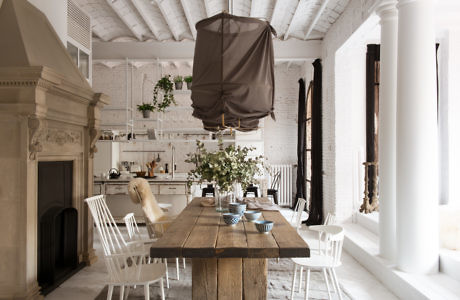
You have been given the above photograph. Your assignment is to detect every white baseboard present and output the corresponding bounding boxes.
[343,223,460,300]
[440,248,460,282]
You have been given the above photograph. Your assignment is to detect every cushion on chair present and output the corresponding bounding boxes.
[128,178,170,237]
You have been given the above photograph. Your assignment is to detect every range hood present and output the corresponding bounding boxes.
[0,0,90,88]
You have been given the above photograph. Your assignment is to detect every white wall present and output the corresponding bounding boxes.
[321,0,378,222]
[264,64,305,166]
[440,29,460,206]
[28,0,67,45]
[334,37,368,222]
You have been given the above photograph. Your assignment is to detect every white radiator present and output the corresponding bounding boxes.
[269,164,294,207]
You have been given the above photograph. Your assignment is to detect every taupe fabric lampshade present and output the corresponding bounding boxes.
[191,13,276,132]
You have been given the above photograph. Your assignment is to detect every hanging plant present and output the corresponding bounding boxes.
[152,75,176,112]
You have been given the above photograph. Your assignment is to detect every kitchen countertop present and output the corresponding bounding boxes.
[94,176,191,183]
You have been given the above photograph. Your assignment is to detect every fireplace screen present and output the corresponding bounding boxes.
[191,13,276,132]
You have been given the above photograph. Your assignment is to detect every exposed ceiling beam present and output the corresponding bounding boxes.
[270,0,298,37]
[156,0,180,41]
[131,0,161,40]
[105,0,143,41]
[283,0,302,40]
[203,0,212,17]
[180,0,197,39]
[91,29,107,42]
[92,39,322,60]
[232,0,251,16]
[94,58,314,63]
[304,0,331,40]
[250,0,276,21]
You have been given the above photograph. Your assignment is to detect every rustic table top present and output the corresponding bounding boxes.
[150,197,310,258]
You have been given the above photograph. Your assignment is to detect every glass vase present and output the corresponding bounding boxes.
[232,182,243,201]
[215,187,234,212]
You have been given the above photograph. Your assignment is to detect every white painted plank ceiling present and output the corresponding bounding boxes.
[74,0,350,42]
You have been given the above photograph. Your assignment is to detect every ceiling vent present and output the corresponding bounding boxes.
[67,0,91,50]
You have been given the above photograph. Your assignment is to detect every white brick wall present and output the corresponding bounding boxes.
[321,0,378,221]
[264,64,304,166]
[93,62,305,175]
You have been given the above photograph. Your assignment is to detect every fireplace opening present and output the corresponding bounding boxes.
[37,161,83,295]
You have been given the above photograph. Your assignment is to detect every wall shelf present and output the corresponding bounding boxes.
[101,123,132,127]
[134,118,162,122]
[173,90,191,94]
[103,106,133,111]
[165,106,193,112]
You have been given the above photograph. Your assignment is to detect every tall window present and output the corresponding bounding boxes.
[305,82,312,205]
[365,44,380,205]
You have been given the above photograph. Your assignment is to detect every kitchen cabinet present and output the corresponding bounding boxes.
[159,184,186,195]
[105,183,128,195]
[94,178,190,221]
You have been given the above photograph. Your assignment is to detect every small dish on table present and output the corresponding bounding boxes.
[255,220,274,234]
[222,213,241,226]
[244,210,261,222]
[229,203,246,215]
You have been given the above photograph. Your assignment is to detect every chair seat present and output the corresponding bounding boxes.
[279,208,309,223]
[110,262,166,285]
[292,255,342,269]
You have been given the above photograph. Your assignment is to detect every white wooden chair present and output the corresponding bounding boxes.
[128,185,187,281]
[291,198,308,230]
[279,198,309,229]
[295,212,337,285]
[124,213,186,287]
[85,195,144,255]
[290,225,345,300]
[85,195,166,300]
[105,250,166,300]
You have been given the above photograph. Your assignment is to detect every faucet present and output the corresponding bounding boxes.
[171,144,175,178]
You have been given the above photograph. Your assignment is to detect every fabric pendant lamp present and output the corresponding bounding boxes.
[191,13,277,132]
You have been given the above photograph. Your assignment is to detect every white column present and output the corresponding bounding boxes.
[396,0,438,273]
[377,1,398,263]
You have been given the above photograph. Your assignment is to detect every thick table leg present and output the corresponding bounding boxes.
[192,258,268,300]
[192,258,217,299]
[243,258,267,300]
[218,258,243,300]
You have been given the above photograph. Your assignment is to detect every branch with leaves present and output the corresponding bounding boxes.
[186,140,266,192]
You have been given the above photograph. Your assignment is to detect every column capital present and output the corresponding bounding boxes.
[376,1,398,20]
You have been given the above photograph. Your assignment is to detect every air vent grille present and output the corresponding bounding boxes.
[67,0,91,50]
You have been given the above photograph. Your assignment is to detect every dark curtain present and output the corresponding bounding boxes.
[306,59,323,225]
[295,78,307,208]
[436,43,439,120]
[365,44,380,203]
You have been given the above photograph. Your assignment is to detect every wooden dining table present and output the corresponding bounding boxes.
[150,197,310,300]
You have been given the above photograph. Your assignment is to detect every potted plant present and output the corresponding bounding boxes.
[153,75,176,112]
[173,75,183,90]
[137,103,154,118]
[186,140,265,211]
[184,75,193,90]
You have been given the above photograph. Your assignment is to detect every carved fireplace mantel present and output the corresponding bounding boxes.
[0,1,109,298]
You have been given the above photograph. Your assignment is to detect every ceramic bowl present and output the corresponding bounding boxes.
[222,213,241,226]
[255,220,274,234]
[229,203,246,215]
[244,210,261,222]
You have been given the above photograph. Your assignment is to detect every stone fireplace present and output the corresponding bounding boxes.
[0,0,109,299]
[37,161,79,295]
